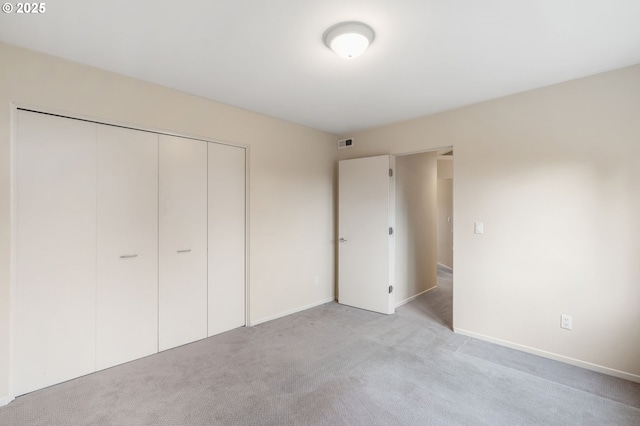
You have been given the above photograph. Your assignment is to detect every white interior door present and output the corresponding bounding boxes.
[208,143,246,336]
[15,111,97,395]
[158,135,208,351]
[96,125,159,370]
[338,155,395,314]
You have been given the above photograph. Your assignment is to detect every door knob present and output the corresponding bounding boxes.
[339,238,347,243]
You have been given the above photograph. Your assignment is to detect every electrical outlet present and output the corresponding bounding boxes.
[314,275,320,285]
[561,314,572,330]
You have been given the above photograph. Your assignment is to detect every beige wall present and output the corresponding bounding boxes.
[0,42,337,402]
[437,165,454,269]
[338,64,640,381]
[437,158,453,179]
[394,152,438,304]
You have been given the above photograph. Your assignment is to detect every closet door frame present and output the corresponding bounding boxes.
[8,103,250,401]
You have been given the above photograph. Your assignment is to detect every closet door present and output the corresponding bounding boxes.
[158,135,208,351]
[208,143,246,336]
[96,125,158,370]
[15,111,97,395]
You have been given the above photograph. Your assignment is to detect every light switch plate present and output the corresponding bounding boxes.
[474,222,484,234]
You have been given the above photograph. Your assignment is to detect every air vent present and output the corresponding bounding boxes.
[338,138,354,149]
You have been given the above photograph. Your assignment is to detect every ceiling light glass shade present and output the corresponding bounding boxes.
[323,22,375,59]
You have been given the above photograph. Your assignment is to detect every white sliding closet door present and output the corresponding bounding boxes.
[208,143,246,336]
[15,111,97,396]
[158,135,208,351]
[96,125,159,370]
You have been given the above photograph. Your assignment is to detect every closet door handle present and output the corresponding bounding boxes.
[119,254,138,259]
[177,249,192,253]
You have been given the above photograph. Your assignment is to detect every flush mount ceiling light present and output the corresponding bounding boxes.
[323,21,375,59]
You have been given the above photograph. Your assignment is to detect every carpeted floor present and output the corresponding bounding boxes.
[1,266,639,425]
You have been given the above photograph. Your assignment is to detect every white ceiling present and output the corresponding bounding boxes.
[1,1,639,135]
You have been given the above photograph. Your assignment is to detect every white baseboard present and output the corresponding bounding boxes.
[437,262,453,271]
[454,328,640,383]
[0,396,13,407]
[395,286,436,308]
[250,297,335,326]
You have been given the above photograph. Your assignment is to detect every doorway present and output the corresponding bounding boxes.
[396,147,453,328]
[436,148,454,328]
[436,149,454,270]
[336,148,454,326]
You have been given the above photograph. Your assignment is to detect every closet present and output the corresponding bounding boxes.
[14,110,246,396]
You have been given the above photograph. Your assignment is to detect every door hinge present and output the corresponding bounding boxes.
[389,227,393,235]
[389,285,394,294]
[389,168,393,177]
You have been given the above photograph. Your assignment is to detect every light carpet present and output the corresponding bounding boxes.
[1,266,639,425]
